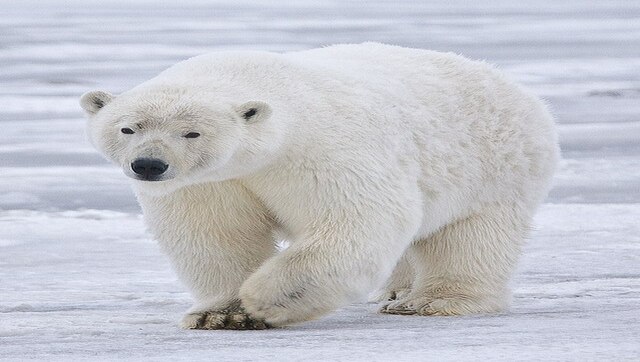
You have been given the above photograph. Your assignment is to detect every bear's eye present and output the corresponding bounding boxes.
[184,132,200,139]
[121,127,135,134]
[243,108,257,120]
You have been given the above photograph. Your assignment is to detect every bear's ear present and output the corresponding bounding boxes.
[234,100,272,124]
[80,90,114,115]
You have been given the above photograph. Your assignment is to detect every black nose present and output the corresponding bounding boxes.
[131,158,169,180]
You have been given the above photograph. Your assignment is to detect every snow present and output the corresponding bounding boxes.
[1,0,639,360]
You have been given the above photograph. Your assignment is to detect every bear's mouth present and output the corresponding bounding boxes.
[132,174,166,182]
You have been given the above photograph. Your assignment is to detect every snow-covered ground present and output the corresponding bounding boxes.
[1,0,639,360]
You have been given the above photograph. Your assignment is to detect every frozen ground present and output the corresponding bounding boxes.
[1,0,639,360]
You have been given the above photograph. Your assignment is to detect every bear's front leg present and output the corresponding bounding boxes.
[239,191,422,326]
[137,181,277,330]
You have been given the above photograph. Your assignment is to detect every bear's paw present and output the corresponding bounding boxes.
[181,307,271,330]
[380,294,504,316]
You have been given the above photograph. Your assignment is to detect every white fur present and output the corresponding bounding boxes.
[81,43,559,328]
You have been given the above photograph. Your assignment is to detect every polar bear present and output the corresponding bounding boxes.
[81,43,559,329]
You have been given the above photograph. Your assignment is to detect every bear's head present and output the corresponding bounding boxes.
[80,87,282,195]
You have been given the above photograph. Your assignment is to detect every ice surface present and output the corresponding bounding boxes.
[0,0,638,360]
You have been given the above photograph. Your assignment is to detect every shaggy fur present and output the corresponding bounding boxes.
[81,43,559,329]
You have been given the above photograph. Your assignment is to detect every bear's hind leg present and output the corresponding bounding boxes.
[371,253,414,303]
[381,202,530,316]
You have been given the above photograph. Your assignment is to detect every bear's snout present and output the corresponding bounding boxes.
[131,158,169,181]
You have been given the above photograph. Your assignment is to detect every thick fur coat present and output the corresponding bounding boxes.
[81,43,559,329]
